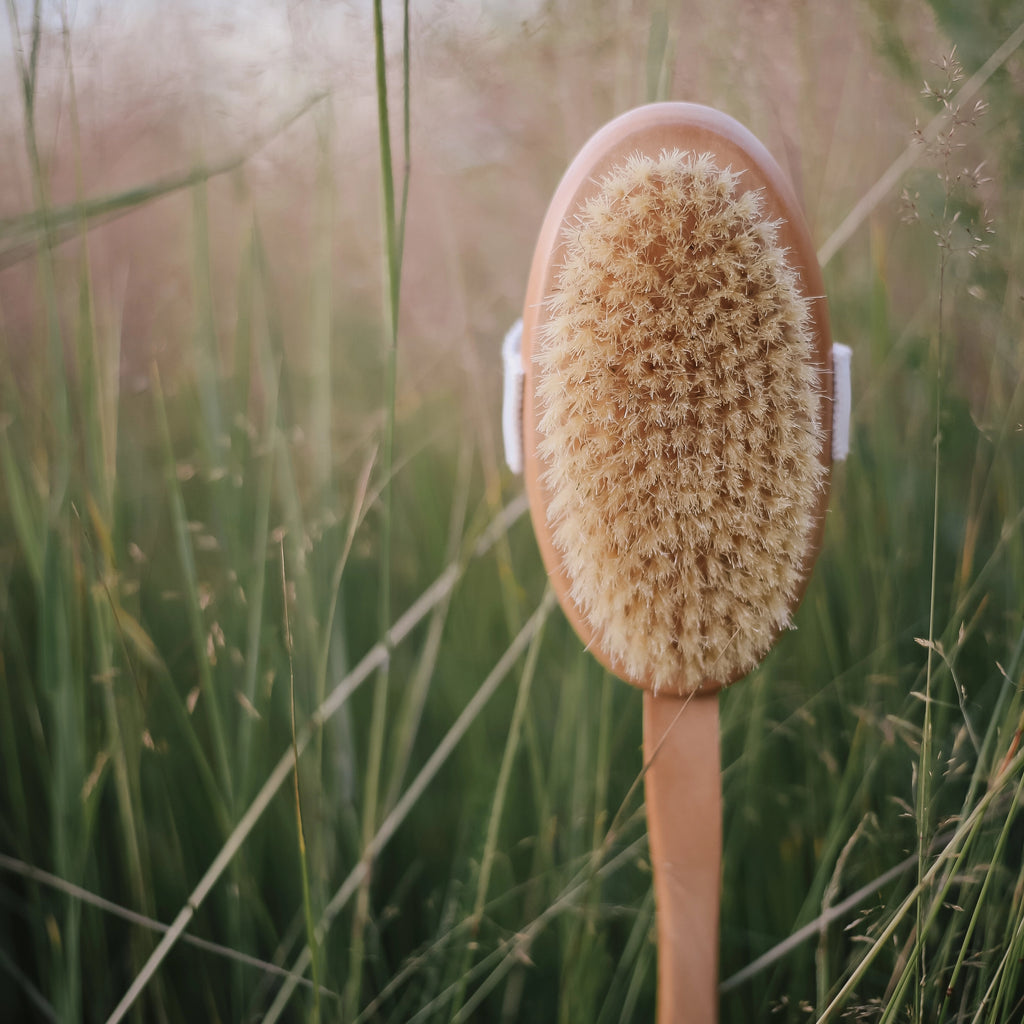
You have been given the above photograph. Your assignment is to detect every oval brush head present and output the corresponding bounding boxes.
[522,103,833,696]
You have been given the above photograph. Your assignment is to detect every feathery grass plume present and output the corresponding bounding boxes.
[536,150,824,693]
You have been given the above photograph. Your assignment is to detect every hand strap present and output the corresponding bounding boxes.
[502,320,852,473]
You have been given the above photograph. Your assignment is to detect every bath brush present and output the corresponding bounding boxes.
[506,103,846,1023]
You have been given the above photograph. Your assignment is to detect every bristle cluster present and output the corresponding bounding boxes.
[536,150,824,693]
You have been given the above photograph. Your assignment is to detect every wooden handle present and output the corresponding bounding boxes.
[643,690,722,1024]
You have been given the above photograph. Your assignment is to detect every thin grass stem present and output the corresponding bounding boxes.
[0,852,335,999]
[347,2,412,1012]
[280,539,321,1022]
[262,589,557,1022]
[101,498,526,1024]
[814,745,1024,1023]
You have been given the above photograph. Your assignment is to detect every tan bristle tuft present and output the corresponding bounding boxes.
[536,149,824,694]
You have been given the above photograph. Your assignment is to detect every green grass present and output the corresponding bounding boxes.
[2,1,1024,1022]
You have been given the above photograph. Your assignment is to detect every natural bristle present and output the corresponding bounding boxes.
[536,150,824,694]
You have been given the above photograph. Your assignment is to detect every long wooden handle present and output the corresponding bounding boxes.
[643,691,722,1024]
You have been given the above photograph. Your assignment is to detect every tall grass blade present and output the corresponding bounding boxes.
[100,499,526,1024]
[262,589,556,1021]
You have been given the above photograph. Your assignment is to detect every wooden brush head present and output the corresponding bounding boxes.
[522,103,833,696]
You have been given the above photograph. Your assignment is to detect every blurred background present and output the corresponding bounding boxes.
[2,1,1023,1022]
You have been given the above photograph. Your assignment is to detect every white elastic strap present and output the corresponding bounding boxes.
[831,342,852,463]
[501,323,851,471]
[502,318,524,474]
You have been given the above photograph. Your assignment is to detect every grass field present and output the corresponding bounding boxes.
[2,0,1024,1021]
